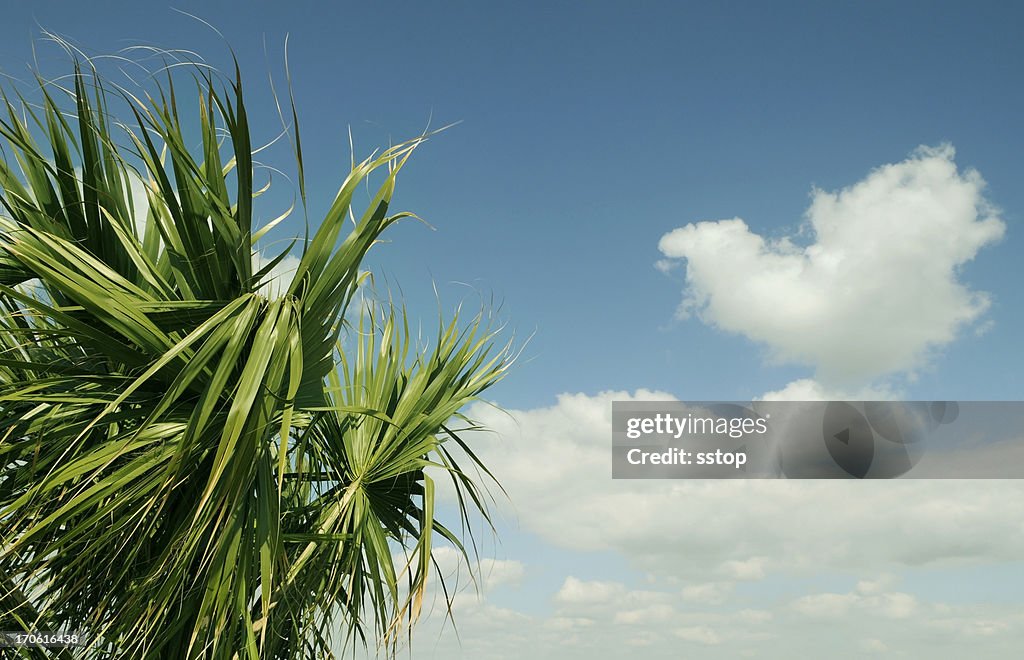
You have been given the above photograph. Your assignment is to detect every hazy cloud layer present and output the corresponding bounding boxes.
[409,565,1024,659]
[657,145,1005,384]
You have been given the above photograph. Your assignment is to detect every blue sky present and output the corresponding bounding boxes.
[4,2,1024,657]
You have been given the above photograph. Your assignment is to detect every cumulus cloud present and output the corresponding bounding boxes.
[681,582,733,605]
[792,584,918,619]
[657,145,1004,384]
[719,557,767,581]
[758,378,898,401]
[455,390,1024,577]
[555,577,627,605]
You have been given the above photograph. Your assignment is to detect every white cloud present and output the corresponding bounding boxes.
[457,390,1024,579]
[738,609,773,624]
[418,546,525,600]
[674,626,722,645]
[933,617,1012,637]
[758,378,897,401]
[681,582,733,605]
[543,617,595,632]
[555,576,626,605]
[855,575,897,595]
[613,604,677,625]
[792,588,918,620]
[719,557,767,581]
[253,251,301,297]
[479,557,526,590]
[860,638,889,653]
[657,145,1004,385]
[126,169,151,237]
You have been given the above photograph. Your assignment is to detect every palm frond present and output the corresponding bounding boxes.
[0,44,511,659]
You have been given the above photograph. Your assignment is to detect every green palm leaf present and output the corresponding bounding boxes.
[0,46,512,659]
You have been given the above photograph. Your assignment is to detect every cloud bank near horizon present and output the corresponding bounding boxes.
[415,388,1024,658]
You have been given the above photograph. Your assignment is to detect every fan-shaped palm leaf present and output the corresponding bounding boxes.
[0,46,511,659]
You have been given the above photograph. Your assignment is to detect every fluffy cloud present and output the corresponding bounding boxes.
[757,378,896,401]
[455,390,1024,577]
[680,582,733,605]
[657,145,1004,384]
[792,586,918,619]
[555,576,628,605]
[719,557,766,581]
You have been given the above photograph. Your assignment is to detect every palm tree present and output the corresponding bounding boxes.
[0,43,511,659]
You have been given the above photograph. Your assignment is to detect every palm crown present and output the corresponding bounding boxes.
[0,43,511,659]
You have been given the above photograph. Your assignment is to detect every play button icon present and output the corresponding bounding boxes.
[823,403,874,478]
